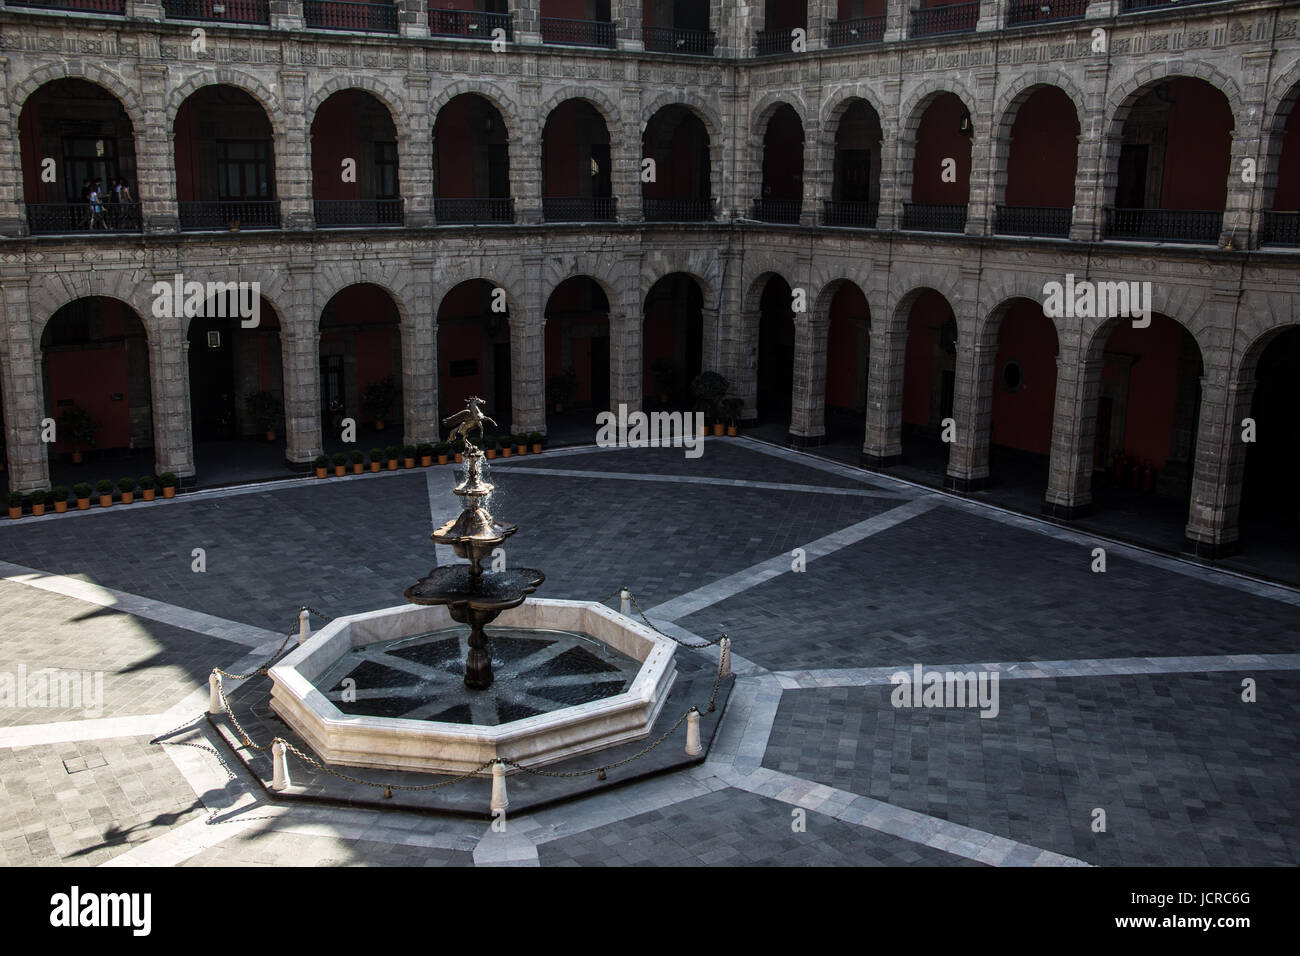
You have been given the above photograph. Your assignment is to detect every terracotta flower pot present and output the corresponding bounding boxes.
[32,503,45,517]
[438,455,448,466]
[501,447,512,458]
[7,506,20,520]
[353,463,363,475]
[554,403,564,413]
[334,465,345,477]
[76,498,91,510]
[486,448,496,460]
[454,453,463,464]
[404,458,415,469]
[163,487,175,499]
[316,467,327,479]
[72,450,84,465]
[142,489,155,501]
[727,425,738,437]
[387,460,397,471]
[421,456,432,467]
[517,444,527,456]
[265,430,276,442]
[54,501,68,513]
[99,495,112,508]
[120,491,133,505]
[712,423,725,436]
[374,421,386,432]
[532,443,542,454]
[370,462,381,472]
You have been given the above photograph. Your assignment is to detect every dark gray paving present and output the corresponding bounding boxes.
[763,673,1300,866]
[181,828,474,867]
[680,504,1300,671]
[537,786,981,866]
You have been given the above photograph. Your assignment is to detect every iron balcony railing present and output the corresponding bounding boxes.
[643,198,712,222]
[304,0,398,33]
[642,26,717,56]
[26,203,142,234]
[542,197,617,222]
[910,2,979,37]
[901,202,968,233]
[1005,0,1087,25]
[826,16,886,47]
[1121,0,1222,11]
[751,198,802,224]
[754,27,799,56]
[162,0,270,24]
[433,197,514,224]
[314,199,404,228]
[427,7,513,41]
[540,17,615,48]
[1103,207,1223,243]
[822,200,879,228]
[5,0,125,12]
[995,205,1072,237]
[1260,210,1300,247]
[179,200,281,231]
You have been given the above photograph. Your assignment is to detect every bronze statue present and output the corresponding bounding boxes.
[443,396,497,449]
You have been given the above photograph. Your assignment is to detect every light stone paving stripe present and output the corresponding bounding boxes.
[0,714,162,749]
[736,436,919,493]
[644,497,942,621]
[0,559,282,648]
[493,464,906,499]
[770,653,1300,689]
[100,797,270,867]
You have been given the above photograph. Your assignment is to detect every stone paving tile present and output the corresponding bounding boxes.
[0,470,889,634]
[537,787,981,866]
[762,673,1300,866]
[180,828,474,867]
[0,580,235,725]
[681,504,1300,671]
[0,735,204,866]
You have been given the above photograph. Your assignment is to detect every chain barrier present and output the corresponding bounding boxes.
[596,586,728,650]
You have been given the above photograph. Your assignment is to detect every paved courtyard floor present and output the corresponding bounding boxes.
[0,437,1296,867]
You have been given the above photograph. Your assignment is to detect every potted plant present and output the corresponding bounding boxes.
[138,476,155,502]
[382,445,397,470]
[245,390,282,442]
[7,491,22,519]
[484,434,497,460]
[59,404,101,464]
[369,447,384,473]
[117,477,136,504]
[52,485,70,513]
[651,358,681,405]
[26,491,46,517]
[314,455,328,479]
[159,473,177,499]
[417,442,433,467]
[691,371,729,436]
[500,434,512,458]
[330,452,346,477]
[722,396,743,437]
[351,449,365,474]
[96,479,115,508]
[73,483,93,510]
[402,444,417,469]
[363,375,397,431]
[529,432,543,455]
[435,442,449,466]
[515,433,528,456]
[546,369,578,413]
[452,437,464,464]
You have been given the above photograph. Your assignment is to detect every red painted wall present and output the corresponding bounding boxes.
[763,106,804,201]
[1005,87,1079,208]
[1160,78,1233,210]
[46,299,137,453]
[766,0,807,30]
[643,311,677,396]
[312,92,363,202]
[1272,101,1300,210]
[439,321,487,417]
[173,99,202,202]
[990,301,1058,454]
[837,0,885,16]
[912,93,971,205]
[436,96,479,198]
[544,103,583,197]
[19,99,46,203]
[902,291,949,426]
[1103,314,1186,467]
[542,0,588,19]
[825,283,868,408]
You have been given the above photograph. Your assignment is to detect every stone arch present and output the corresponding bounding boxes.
[640,92,724,145]
[1106,61,1245,138]
[314,266,413,330]
[887,279,965,338]
[306,75,408,124]
[428,81,524,144]
[973,274,1065,350]
[899,81,977,139]
[640,256,720,312]
[1261,61,1300,205]
[540,262,620,312]
[30,274,157,341]
[538,87,622,135]
[820,87,891,148]
[166,69,283,126]
[812,273,874,330]
[432,270,525,320]
[176,270,292,340]
[13,64,146,138]
[994,72,1088,136]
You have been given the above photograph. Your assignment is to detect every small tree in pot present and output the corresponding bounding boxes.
[350,449,365,474]
[314,455,328,479]
[8,491,22,519]
[417,442,434,467]
[73,483,93,510]
[332,452,347,477]
[435,442,450,466]
[26,490,46,517]
[59,404,101,464]
[369,447,384,472]
[402,444,417,469]
[245,390,282,442]
[52,485,70,513]
[138,476,155,501]
[546,369,579,413]
[363,375,397,431]
[159,473,177,498]
[721,396,744,436]
[117,477,136,504]
[385,445,400,470]
[691,371,730,435]
[96,479,115,508]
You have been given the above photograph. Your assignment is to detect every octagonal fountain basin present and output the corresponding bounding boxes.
[268,599,677,776]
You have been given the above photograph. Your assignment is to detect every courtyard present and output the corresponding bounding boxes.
[0,436,1294,868]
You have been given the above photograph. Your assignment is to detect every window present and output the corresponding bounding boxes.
[216,140,273,200]
[374,141,399,200]
[62,137,118,203]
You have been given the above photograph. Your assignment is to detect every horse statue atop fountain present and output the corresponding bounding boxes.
[443,396,497,451]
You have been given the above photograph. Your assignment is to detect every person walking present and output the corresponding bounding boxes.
[88,180,107,230]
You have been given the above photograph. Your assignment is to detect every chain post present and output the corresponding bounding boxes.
[271,739,291,790]
[298,608,311,645]
[685,707,702,756]
[208,671,223,715]
[490,760,508,813]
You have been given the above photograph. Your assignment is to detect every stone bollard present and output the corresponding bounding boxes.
[490,761,508,813]
[685,708,702,756]
[298,608,311,645]
[208,672,223,715]
[271,740,291,791]
[619,587,631,616]
[719,636,732,678]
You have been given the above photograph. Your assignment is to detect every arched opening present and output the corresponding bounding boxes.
[755,103,804,223]
[1262,81,1300,246]
[542,99,614,222]
[187,296,286,482]
[824,281,871,442]
[643,274,704,411]
[311,90,402,227]
[437,280,513,431]
[41,297,154,487]
[828,1,887,48]
[544,277,610,443]
[642,105,712,221]
[756,275,796,425]
[540,0,615,49]
[1239,326,1300,557]
[986,300,1059,498]
[997,86,1079,237]
[900,290,957,482]
[432,94,513,223]
[175,85,279,230]
[1106,77,1233,243]
[756,0,807,55]
[643,0,716,55]
[904,92,972,232]
[18,79,140,234]
[319,285,403,455]
[826,98,883,227]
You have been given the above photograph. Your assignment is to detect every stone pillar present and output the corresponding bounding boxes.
[861,318,905,466]
[964,71,997,237]
[875,77,904,231]
[277,70,313,231]
[789,316,828,446]
[149,319,196,483]
[509,310,546,435]
[0,58,25,237]
[402,257,437,446]
[976,0,1000,31]
[718,87,746,220]
[807,0,834,51]
[1184,366,1241,557]
[1225,50,1270,248]
[0,277,50,491]
[615,0,643,51]
[1085,0,1118,17]
[1070,64,1109,242]
[616,79,643,223]
[125,0,163,17]
[281,263,322,467]
[883,0,910,42]
[944,333,994,492]
[515,0,542,44]
[799,104,822,227]
[397,0,429,37]
[137,64,179,234]
[712,246,746,393]
[270,0,304,30]
[609,256,643,414]
[1042,349,1102,519]
[516,80,542,224]
[402,74,433,228]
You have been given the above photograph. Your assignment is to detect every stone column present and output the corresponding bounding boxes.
[0,277,50,491]
[976,0,1000,31]
[800,98,822,227]
[397,0,429,37]
[616,78,643,223]
[861,318,905,466]
[1070,63,1109,242]
[1225,50,1270,248]
[875,76,904,231]
[125,0,163,17]
[806,0,834,51]
[608,255,643,415]
[943,332,994,492]
[270,0,304,29]
[277,70,313,231]
[712,246,746,395]
[515,79,542,224]
[883,0,910,42]
[137,64,180,234]
[789,316,828,446]
[281,262,322,467]
[148,319,196,483]
[515,0,542,44]
[718,87,746,220]
[1184,364,1240,557]
[0,58,25,237]
[1042,348,1101,519]
[964,70,997,237]
[402,256,437,446]
[615,0,643,51]
[509,311,546,435]
[402,73,433,228]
